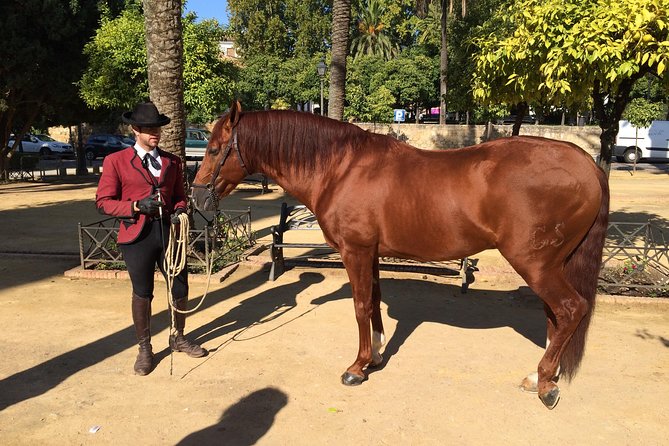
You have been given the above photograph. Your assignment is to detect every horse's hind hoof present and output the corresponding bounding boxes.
[520,372,538,393]
[341,371,365,386]
[539,387,560,410]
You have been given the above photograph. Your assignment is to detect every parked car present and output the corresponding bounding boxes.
[185,128,211,160]
[496,115,537,125]
[8,133,75,158]
[418,112,440,124]
[418,108,461,124]
[83,134,135,161]
[614,120,669,163]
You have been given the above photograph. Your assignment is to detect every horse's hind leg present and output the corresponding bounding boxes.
[370,257,385,367]
[520,308,557,393]
[523,271,589,409]
[505,252,590,409]
[339,247,376,385]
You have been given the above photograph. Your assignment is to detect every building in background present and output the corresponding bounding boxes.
[219,41,238,59]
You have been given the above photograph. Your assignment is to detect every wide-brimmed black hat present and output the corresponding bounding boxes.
[122,102,171,127]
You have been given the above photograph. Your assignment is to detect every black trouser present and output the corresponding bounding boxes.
[120,219,188,300]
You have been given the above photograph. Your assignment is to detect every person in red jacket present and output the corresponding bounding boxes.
[96,102,206,375]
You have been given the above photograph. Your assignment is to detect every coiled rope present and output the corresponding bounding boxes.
[163,212,215,317]
[162,212,216,374]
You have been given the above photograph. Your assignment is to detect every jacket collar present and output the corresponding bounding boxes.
[126,147,172,186]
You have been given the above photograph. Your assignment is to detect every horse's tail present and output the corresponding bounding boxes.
[561,169,610,381]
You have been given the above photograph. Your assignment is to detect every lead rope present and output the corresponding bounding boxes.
[163,212,217,375]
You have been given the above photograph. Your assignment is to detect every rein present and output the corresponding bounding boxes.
[190,127,248,208]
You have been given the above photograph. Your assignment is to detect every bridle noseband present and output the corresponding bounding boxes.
[190,127,249,208]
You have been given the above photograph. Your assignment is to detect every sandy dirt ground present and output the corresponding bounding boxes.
[0,165,668,445]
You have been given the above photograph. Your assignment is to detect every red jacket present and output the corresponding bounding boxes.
[95,147,188,244]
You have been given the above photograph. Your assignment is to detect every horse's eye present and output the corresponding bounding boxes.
[208,147,220,156]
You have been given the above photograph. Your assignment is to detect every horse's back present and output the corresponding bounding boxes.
[327,135,604,261]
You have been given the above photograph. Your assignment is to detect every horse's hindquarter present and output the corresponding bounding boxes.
[318,137,603,263]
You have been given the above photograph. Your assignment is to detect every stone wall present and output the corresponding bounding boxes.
[355,123,603,157]
[48,121,603,158]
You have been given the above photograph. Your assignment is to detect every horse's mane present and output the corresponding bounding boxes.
[224,110,399,172]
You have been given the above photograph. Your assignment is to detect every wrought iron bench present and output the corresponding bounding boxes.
[269,202,477,292]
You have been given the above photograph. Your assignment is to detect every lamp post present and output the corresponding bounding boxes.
[317,60,327,116]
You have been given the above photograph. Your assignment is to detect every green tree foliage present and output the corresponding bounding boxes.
[383,50,438,115]
[235,55,283,110]
[629,74,669,118]
[236,54,328,111]
[182,15,240,123]
[80,9,148,110]
[79,9,237,124]
[622,97,664,171]
[228,0,330,58]
[344,50,438,122]
[444,0,505,116]
[278,56,327,106]
[345,55,387,121]
[412,1,441,47]
[367,86,396,122]
[624,97,665,128]
[351,0,399,60]
[227,0,332,114]
[472,0,669,172]
[0,0,102,175]
[409,0,505,121]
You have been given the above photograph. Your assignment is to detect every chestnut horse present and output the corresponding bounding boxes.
[191,102,609,409]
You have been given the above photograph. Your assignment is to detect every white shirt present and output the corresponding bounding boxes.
[135,145,162,177]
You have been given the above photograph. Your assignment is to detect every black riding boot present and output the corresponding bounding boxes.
[169,297,207,358]
[131,294,154,375]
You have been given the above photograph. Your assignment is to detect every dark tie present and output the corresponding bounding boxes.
[144,153,161,171]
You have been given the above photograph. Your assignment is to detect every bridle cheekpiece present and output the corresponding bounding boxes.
[190,126,249,208]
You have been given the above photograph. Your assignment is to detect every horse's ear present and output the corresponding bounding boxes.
[228,100,242,127]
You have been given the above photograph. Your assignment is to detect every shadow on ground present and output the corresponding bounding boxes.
[0,268,545,411]
[176,387,288,446]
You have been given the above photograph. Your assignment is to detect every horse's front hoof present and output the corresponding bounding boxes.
[539,386,560,410]
[341,371,365,386]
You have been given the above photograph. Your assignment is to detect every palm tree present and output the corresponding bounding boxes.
[416,0,468,124]
[328,0,352,120]
[142,0,186,158]
[351,0,399,61]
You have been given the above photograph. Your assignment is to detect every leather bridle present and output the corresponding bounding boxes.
[190,127,249,208]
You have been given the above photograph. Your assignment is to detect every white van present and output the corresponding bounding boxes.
[614,120,669,163]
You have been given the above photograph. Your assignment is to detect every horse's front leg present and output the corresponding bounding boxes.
[370,257,385,367]
[339,247,376,386]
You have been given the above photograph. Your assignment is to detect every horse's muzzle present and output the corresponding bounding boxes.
[190,186,218,212]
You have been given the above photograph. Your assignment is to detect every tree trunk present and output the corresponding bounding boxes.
[592,77,640,177]
[328,0,351,121]
[439,0,448,125]
[143,0,186,160]
[512,101,528,136]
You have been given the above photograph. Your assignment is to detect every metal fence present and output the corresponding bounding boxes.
[599,221,669,294]
[77,208,254,272]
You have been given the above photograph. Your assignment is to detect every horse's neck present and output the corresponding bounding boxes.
[242,137,321,210]
[242,115,348,210]
[254,160,319,209]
